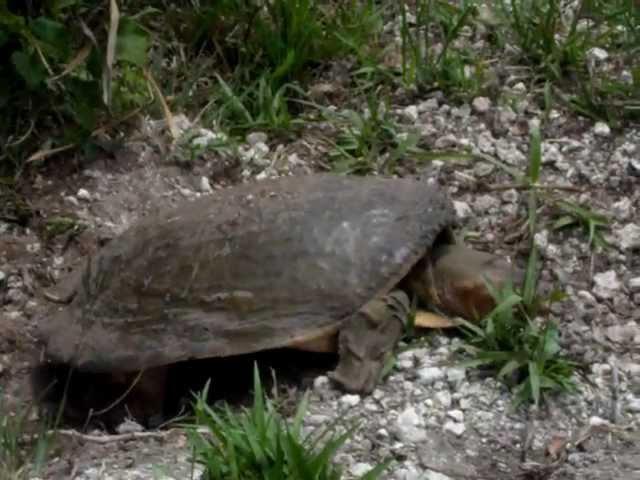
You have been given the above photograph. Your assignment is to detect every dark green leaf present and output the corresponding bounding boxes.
[11,50,46,88]
[116,18,149,66]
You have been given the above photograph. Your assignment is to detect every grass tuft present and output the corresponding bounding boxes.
[187,364,389,480]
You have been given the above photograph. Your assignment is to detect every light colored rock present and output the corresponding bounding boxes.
[116,419,144,434]
[611,198,632,220]
[453,200,472,219]
[446,367,466,384]
[417,367,445,385]
[593,270,622,299]
[340,394,361,408]
[629,277,640,292]
[447,409,464,423]
[473,162,494,177]
[425,471,453,480]
[593,121,611,137]
[76,188,91,201]
[587,47,609,62]
[199,176,213,193]
[443,420,466,437]
[472,96,491,113]
[617,224,640,250]
[627,397,640,412]
[402,105,419,122]
[246,131,268,146]
[474,194,499,212]
[396,407,427,443]
[434,390,452,409]
[350,462,373,476]
[313,375,329,390]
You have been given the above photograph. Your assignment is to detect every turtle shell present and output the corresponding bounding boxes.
[40,174,456,372]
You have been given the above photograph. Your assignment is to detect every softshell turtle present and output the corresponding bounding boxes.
[36,174,518,420]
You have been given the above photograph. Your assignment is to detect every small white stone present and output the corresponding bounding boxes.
[593,121,611,137]
[512,82,527,93]
[313,375,329,390]
[76,188,91,201]
[629,277,640,292]
[587,47,609,62]
[425,471,454,480]
[396,407,427,443]
[116,419,144,434]
[340,394,361,408]
[472,96,491,113]
[199,176,213,193]
[453,200,472,219]
[402,105,419,122]
[612,198,632,220]
[418,98,439,112]
[617,224,640,250]
[434,390,452,409]
[593,270,621,299]
[589,416,609,427]
[446,367,466,384]
[447,409,464,422]
[443,420,466,437]
[473,162,494,177]
[627,397,640,412]
[350,462,373,476]
[246,131,268,146]
[417,367,445,385]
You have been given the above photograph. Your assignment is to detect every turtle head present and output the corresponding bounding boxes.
[410,243,522,321]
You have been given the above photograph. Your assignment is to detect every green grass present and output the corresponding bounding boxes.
[457,123,577,407]
[187,365,389,480]
[0,394,51,479]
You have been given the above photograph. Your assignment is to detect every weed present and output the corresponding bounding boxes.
[0,393,51,479]
[188,365,389,480]
[43,216,86,241]
[327,93,422,175]
[552,200,610,248]
[458,122,577,406]
[399,0,485,97]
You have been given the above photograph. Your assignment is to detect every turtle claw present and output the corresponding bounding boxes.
[331,291,408,394]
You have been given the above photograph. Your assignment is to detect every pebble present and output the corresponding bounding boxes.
[199,176,213,193]
[593,270,622,299]
[116,419,144,434]
[587,47,609,62]
[402,105,419,122]
[425,471,453,480]
[453,200,472,219]
[340,394,361,408]
[314,375,330,390]
[617,224,640,250]
[417,367,445,385]
[472,97,491,113]
[473,162,494,177]
[350,462,374,476]
[76,188,91,201]
[396,407,427,443]
[447,409,464,423]
[611,198,632,220]
[246,131,268,146]
[627,397,640,413]
[629,277,640,292]
[446,368,466,384]
[443,420,466,437]
[434,390,452,409]
[593,122,611,137]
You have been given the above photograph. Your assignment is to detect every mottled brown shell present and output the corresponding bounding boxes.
[40,174,455,372]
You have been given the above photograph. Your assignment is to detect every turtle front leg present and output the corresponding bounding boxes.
[330,290,410,394]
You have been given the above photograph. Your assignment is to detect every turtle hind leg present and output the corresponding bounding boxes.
[329,290,410,394]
